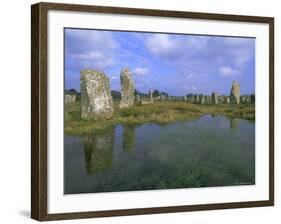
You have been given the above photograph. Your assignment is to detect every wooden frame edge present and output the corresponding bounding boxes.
[31,3,48,221]
[31,2,274,221]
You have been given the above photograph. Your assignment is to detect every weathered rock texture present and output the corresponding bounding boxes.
[211,92,219,104]
[65,94,76,104]
[230,81,240,104]
[119,68,135,109]
[80,70,114,120]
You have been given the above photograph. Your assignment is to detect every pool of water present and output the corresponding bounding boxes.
[64,115,255,194]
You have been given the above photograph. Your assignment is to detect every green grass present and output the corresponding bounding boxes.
[65,101,255,135]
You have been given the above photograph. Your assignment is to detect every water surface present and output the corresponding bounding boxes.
[64,115,255,194]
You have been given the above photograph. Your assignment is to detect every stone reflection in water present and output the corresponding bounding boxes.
[122,125,136,152]
[230,118,239,129]
[82,126,115,175]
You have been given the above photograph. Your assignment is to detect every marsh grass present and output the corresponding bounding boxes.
[65,101,255,135]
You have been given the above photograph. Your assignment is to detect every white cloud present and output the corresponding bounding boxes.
[184,85,197,91]
[66,29,118,51]
[223,38,254,67]
[132,67,149,76]
[145,34,209,60]
[70,51,114,70]
[110,75,118,80]
[219,66,239,77]
[146,34,179,58]
[72,51,102,60]
[66,29,118,71]
[185,73,196,79]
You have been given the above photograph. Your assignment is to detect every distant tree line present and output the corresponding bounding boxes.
[65,89,81,101]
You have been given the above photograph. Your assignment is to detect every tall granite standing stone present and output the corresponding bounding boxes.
[80,70,114,120]
[211,92,219,104]
[230,81,240,104]
[119,68,135,109]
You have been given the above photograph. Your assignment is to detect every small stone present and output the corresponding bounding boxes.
[65,94,76,104]
[212,92,219,104]
[149,90,154,103]
[199,94,205,104]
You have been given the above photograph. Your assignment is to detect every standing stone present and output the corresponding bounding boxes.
[135,94,141,103]
[245,96,251,104]
[226,96,230,104]
[204,96,209,104]
[218,96,225,104]
[211,92,219,104]
[240,96,246,104]
[199,94,205,104]
[65,94,76,104]
[119,68,135,109]
[250,94,255,104]
[193,94,199,104]
[230,81,240,104]
[149,90,154,103]
[80,70,114,120]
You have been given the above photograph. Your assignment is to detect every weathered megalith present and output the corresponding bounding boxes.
[230,81,240,104]
[211,92,219,104]
[149,90,154,103]
[199,94,205,104]
[204,96,209,104]
[193,94,199,104]
[135,94,141,103]
[240,96,246,104]
[65,94,76,104]
[80,70,114,120]
[119,68,135,109]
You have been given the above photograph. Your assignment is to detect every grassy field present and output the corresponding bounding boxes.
[65,101,255,135]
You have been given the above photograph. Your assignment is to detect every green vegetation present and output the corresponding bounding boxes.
[65,101,255,135]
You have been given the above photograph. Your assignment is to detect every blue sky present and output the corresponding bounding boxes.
[65,28,255,96]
